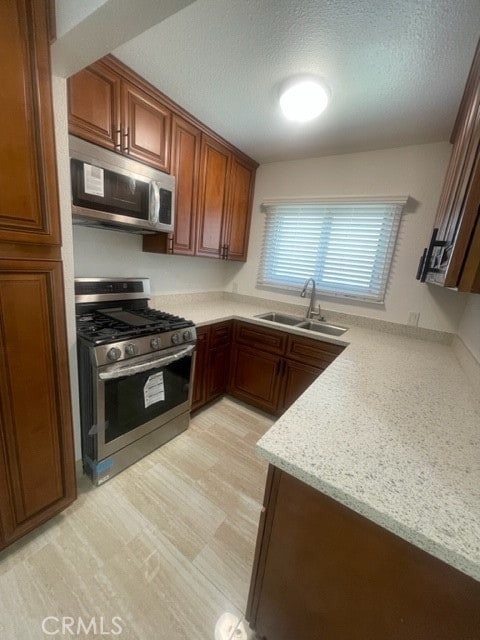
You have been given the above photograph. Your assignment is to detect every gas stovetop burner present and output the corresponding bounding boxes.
[76,307,194,345]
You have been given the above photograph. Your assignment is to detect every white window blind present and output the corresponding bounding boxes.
[257,197,407,303]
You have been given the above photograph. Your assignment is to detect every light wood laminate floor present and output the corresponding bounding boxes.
[0,398,274,639]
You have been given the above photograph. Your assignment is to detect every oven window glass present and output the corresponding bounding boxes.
[71,159,150,220]
[103,357,191,443]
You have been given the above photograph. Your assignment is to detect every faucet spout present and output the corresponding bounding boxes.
[300,278,324,320]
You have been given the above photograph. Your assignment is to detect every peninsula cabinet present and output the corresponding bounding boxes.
[68,56,172,173]
[419,38,480,292]
[0,0,76,551]
[247,466,480,640]
[229,322,344,415]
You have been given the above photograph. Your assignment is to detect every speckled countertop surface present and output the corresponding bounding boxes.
[155,294,480,581]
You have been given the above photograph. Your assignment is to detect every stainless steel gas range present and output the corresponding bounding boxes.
[75,277,196,485]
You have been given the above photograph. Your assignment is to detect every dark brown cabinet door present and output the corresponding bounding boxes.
[229,344,281,414]
[224,156,255,261]
[191,326,209,412]
[196,136,231,258]
[279,360,322,413]
[207,344,231,401]
[0,0,61,245]
[67,60,122,151]
[171,115,201,255]
[206,321,233,401]
[248,467,480,640]
[122,83,171,173]
[0,261,76,547]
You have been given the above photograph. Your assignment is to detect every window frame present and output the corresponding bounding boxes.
[256,196,408,304]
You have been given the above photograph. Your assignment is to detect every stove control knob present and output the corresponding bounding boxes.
[150,337,161,350]
[125,343,138,356]
[171,332,180,345]
[107,347,121,362]
[183,330,192,342]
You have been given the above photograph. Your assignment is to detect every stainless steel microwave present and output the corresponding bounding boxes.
[69,135,175,234]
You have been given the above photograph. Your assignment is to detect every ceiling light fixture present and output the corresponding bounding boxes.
[279,77,330,122]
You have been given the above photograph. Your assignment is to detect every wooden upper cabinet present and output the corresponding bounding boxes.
[225,155,256,261]
[197,135,232,258]
[420,38,480,292]
[68,55,258,261]
[67,58,172,173]
[0,0,61,245]
[122,83,171,173]
[196,135,256,261]
[67,61,121,150]
[170,115,201,255]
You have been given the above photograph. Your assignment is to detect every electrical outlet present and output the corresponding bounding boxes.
[232,281,239,293]
[408,311,420,327]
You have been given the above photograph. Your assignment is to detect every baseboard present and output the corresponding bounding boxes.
[452,335,480,400]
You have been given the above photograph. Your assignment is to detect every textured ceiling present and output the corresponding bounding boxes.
[114,0,480,164]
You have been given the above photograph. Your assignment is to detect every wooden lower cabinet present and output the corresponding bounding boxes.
[207,322,232,400]
[247,466,480,640]
[229,322,344,416]
[191,326,209,411]
[279,360,323,413]
[191,321,233,412]
[229,344,282,414]
[0,260,76,549]
[192,320,344,416]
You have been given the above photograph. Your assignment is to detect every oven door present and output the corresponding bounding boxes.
[95,344,194,460]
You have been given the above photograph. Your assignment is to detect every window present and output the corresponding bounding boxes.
[257,197,407,303]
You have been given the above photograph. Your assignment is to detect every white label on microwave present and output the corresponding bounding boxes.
[144,371,165,408]
[84,163,104,197]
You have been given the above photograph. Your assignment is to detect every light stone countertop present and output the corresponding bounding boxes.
[154,293,480,581]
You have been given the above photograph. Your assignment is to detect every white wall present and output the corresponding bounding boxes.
[52,76,82,460]
[226,143,468,332]
[458,294,480,362]
[73,227,235,293]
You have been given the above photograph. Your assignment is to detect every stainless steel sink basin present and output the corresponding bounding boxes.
[256,312,348,337]
[297,320,348,336]
[256,312,305,326]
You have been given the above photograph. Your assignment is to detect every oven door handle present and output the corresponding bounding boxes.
[98,344,195,380]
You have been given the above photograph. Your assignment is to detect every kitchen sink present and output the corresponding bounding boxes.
[256,312,305,326]
[297,320,348,336]
[256,312,348,337]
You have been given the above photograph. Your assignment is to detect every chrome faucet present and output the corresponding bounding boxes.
[300,278,325,321]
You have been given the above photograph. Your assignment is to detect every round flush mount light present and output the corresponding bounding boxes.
[279,77,330,122]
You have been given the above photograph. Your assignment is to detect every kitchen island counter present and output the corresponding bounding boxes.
[157,294,480,581]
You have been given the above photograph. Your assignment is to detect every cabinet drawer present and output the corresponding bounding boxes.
[209,320,233,347]
[234,322,287,355]
[286,335,344,368]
